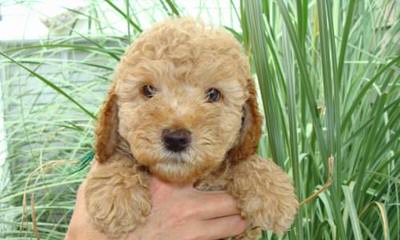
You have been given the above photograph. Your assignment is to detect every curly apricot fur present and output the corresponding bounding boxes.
[85,17,298,239]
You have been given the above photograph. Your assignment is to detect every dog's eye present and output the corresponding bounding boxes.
[142,85,157,98]
[206,88,221,102]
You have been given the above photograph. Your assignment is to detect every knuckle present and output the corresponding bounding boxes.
[182,208,196,220]
[233,216,247,234]
[180,203,198,218]
[170,207,196,226]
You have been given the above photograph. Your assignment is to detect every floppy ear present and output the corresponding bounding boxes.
[227,78,262,163]
[94,84,119,163]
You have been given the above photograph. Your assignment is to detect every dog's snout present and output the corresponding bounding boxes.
[162,129,191,152]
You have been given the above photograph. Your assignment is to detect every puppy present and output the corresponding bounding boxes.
[85,17,298,239]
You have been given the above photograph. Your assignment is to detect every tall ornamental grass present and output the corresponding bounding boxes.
[0,0,399,239]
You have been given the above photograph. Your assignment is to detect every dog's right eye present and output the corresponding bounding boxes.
[142,85,157,98]
[206,88,221,103]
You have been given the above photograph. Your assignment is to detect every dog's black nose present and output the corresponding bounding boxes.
[162,129,191,152]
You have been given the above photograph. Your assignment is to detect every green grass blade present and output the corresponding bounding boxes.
[343,185,364,240]
[103,0,142,33]
[164,0,181,16]
[241,0,286,166]
[276,1,328,160]
[0,51,96,119]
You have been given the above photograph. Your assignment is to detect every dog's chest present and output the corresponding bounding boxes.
[193,165,232,191]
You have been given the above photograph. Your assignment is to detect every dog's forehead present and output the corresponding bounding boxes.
[118,19,250,86]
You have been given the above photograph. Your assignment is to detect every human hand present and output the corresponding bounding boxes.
[65,162,246,240]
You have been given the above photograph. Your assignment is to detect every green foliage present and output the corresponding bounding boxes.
[0,0,399,239]
[241,1,399,239]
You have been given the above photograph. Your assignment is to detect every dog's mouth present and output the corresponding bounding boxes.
[155,149,194,170]
[148,149,217,183]
[150,162,196,183]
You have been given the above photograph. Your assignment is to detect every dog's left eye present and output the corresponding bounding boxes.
[206,88,221,102]
[142,85,157,98]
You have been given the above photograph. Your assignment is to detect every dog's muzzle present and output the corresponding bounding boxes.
[162,128,191,152]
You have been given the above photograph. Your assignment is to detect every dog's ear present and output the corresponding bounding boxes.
[94,84,119,163]
[227,78,262,163]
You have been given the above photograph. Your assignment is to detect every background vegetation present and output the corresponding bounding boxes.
[0,0,399,239]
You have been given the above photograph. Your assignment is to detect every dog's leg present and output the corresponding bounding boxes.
[228,155,298,239]
[85,154,150,239]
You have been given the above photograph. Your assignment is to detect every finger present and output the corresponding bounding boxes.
[149,176,193,204]
[66,183,109,240]
[150,176,192,190]
[72,182,89,222]
[194,192,241,219]
[89,159,99,172]
[149,176,170,194]
[199,215,247,239]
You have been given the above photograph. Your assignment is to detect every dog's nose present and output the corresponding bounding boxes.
[162,128,191,152]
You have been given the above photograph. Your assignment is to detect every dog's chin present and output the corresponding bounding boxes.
[149,159,214,183]
[132,145,225,183]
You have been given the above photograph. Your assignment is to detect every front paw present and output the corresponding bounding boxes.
[85,165,151,239]
[239,180,298,234]
[229,156,298,234]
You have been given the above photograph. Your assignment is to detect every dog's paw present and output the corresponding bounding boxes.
[238,186,298,234]
[85,165,151,239]
[229,155,298,234]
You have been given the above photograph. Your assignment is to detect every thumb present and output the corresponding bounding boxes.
[149,176,193,196]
